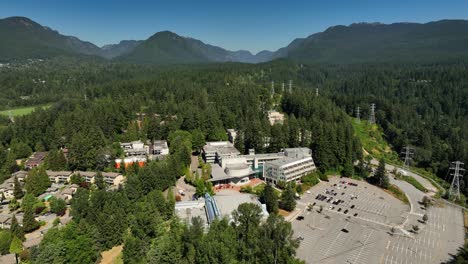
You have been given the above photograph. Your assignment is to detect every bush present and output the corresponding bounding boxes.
[302,173,319,186]
[53,218,60,227]
[35,206,46,214]
[240,186,253,194]
[318,172,328,181]
[276,180,286,189]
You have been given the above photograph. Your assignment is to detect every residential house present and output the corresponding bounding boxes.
[24,152,47,170]
[46,170,72,183]
[0,177,15,199]
[12,170,28,182]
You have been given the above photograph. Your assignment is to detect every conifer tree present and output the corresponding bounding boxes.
[22,206,39,233]
[10,215,24,241]
[280,183,296,212]
[13,177,23,199]
[94,172,105,190]
[260,184,278,214]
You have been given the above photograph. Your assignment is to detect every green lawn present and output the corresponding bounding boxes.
[0,104,52,117]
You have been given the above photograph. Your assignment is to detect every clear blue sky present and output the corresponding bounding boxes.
[1,0,468,53]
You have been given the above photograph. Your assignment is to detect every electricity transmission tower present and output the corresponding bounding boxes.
[281,82,285,93]
[401,146,414,169]
[449,161,465,200]
[288,80,293,93]
[316,88,319,97]
[356,106,361,123]
[369,103,376,124]
[271,81,275,95]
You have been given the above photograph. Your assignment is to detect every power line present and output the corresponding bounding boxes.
[449,161,465,200]
[356,106,360,123]
[400,146,414,169]
[369,103,376,124]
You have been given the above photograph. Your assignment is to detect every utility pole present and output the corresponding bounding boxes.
[356,106,360,123]
[288,80,293,94]
[369,103,376,124]
[449,161,465,200]
[401,146,414,169]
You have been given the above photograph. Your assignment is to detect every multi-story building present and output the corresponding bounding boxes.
[202,141,240,164]
[149,140,169,156]
[121,141,148,157]
[46,170,72,183]
[24,152,47,170]
[263,148,316,184]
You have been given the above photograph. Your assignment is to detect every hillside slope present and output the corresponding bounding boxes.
[0,16,102,60]
[280,20,468,63]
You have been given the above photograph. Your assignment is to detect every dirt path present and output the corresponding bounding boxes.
[100,245,123,264]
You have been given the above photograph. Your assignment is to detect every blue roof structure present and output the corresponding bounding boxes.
[204,193,220,223]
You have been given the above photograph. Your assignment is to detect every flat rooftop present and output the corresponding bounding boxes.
[203,141,240,156]
[175,200,208,226]
[214,192,265,219]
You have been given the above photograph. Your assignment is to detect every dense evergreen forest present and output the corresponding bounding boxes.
[0,57,466,262]
[0,58,466,193]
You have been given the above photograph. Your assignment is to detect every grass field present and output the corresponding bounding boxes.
[0,104,51,117]
[351,118,399,162]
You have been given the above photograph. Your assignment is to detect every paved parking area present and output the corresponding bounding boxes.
[292,177,465,264]
[299,177,408,227]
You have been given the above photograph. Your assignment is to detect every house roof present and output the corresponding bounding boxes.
[23,236,43,248]
[0,214,11,223]
[46,170,72,177]
[102,172,121,178]
[12,170,28,178]
[25,152,47,166]
[73,171,96,177]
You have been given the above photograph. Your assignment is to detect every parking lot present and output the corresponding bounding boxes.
[299,177,408,227]
[292,176,465,264]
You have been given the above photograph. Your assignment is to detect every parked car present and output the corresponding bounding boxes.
[296,216,305,221]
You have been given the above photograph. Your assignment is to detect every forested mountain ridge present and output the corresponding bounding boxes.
[0,16,103,60]
[273,20,468,63]
[115,31,264,64]
[2,16,468,64]
[100,40,143,59]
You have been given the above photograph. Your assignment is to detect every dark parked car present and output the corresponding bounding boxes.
[296,216,305,221]
[344,209,349,214]
[354,213,358,217]
[350,205,355,209]
[341,228,349,233]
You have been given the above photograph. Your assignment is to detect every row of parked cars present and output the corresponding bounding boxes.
[339,180,358,187]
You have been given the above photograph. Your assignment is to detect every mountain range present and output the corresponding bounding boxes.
[1,16,468,64]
